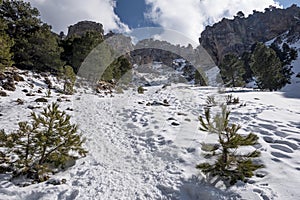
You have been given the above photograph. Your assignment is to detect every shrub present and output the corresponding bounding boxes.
[206,95,217,107]
[58,65,76,95]
[0,103,87,183]
[225,94,239,105]
[197,106,263,186]
[137,86,145,94]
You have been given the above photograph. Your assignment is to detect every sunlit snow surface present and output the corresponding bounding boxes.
[0,42,299,200]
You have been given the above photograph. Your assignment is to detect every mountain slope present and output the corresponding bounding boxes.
[200,5,300,64]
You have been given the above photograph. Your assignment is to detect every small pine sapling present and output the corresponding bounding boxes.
[61,65,76,95]
[197,106,263,186]
[225,94,239,105]
[0,103,87,182]
[206,95,217,107]
[45,89,51,97]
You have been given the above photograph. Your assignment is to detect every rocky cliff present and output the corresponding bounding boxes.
[67,21,104,38]
[199,5,300,64]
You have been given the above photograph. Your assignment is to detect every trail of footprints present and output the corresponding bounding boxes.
[109,87,300,199]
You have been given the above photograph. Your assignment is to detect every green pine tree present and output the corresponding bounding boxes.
[58,65,76,94]
[0,103,87,182]
[219,54,246,87]
[0,0,64,71]
[250,43,293,91]
[196,106,263,186]
[101,55,132,82]
[0,17,14,71]
[61,31,104,73]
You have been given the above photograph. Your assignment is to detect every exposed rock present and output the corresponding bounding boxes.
[167,117,176,121]
[27,105,35,109]
[67,21,104,38]
[171,121,180,126]
[296,72,300,78]
[44,77,53,89]
[66,107,73,111]
[0,90,7,97]
[13,73,24,82]
[35,98,48,103]
[2,77,16,91]
[131,39,194,66]
[95,81,114,94]
[200,5,300,64]
[146,101,170,107]
[26,92,35,96]
[46,179,63,186]
[16,98,24,105]
[130,39,210,86]
[0,73,6,81]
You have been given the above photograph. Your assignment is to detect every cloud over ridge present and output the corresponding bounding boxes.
[25,0,129,34]
[144,0,281,44]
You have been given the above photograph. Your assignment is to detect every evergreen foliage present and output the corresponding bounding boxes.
[0,0,64,71]
[197,106,263,186]
[225,94,239,105]
[101,55,132,82]
[61,31,104,73]
[250,43,293,91]
[270,42,298,66]
[195,68,208,86]
[236,11,245,18]
[0,17,14,71]
[219,54,246,87]
[206,95,217,107]
[59,65,76,95]
[0,103,87,182]
[137,86,145,94]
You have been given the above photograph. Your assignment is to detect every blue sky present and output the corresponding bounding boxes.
[26,0,300,45]
[114,0,155,28]
[114,0,299,29]
[280,0,299,7]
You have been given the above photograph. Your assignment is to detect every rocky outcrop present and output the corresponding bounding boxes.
[131,39,195,66]
[200,5,300,64]
[67,21,104,38]
[129,39,211,85]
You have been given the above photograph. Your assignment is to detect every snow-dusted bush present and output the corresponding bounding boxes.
[0,103,87,183]
[137,86,145,94]
[225,94,239,105]
[197,106,263,186]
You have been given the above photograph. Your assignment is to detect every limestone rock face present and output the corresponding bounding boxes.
[67,21,104,38]
[130,39,195,66]
[200,5,300,64]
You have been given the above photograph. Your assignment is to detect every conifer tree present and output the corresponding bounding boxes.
[0,17,14,71]
[0,0,64,71]
[101,55,132,82]
[197,106,263,186]
[219,54,246,87]
[61,31,104,73]
[59,65,76,94]
[250,43,293,91]
[0,103,87,182]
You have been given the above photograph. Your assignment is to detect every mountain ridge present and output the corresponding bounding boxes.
[199,4,300,64]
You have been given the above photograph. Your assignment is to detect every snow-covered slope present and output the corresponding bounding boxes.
[281,40,300,98]
[0,65,300,199]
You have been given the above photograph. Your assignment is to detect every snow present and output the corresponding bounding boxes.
[281,40,300,98]
[1,39,300,199]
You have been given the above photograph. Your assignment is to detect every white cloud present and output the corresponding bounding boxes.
[25,0,129,34]
[145,0,282,46]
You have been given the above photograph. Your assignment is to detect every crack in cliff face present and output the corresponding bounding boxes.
[199,5,300,65]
